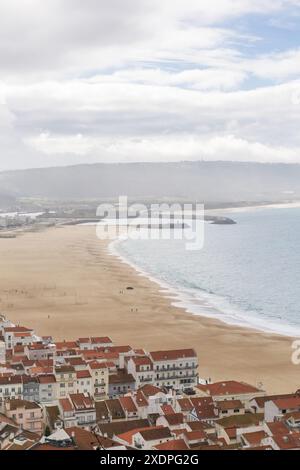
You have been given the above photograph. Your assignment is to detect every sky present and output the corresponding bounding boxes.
[1,0,300,171]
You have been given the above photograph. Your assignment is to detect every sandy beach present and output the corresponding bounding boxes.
[0,224,299,394]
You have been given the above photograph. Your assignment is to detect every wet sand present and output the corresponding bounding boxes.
[0,225,298,394]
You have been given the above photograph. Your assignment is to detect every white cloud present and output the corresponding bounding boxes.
[27,133,300,165]
[0,1,300,170]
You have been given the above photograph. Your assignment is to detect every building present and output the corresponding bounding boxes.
[69,393,96,429]
[131,427,173,450]
[109,370,136,398]
[0,339,5,363]
[119,396,139,420]
[149,349,198,390]
[3,326,35,350]
[55,365,76,399]
[196,381,265,408]
[88,362,109,399]
[76,370,93,395]
[37,375,57,403]
[126,356,154,388]
[5,399,43,434]
[264,396,300,422]
[25,343,54,361]
[22,376,39,403]
[0,376,23,401]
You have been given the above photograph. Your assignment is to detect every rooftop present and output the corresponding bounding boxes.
[150,349,197,362]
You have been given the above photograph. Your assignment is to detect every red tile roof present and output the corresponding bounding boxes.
[117,426,154,445]
[69,393,94,410]
[59,398,74,413]
[55,341,78,350]
[197,381,261,397]
[161,404,175,415]
[90,337,112,344]
[119,396,138,413]
[217,399,244,411]
[135,390,148,407]
[37,374,56,384]
[139,426,172,441]
[132,356,153,370]
[89,361,108,370]
[272,396,300,410]
[76,370,91,379]
[155,439,189,451]
[190,397,218,421]
[266,421,289,435]
[4,327,32,333]
[163,413,184,426]
[138,384,163,397]
[242,431,267,446]
[150,349,197,361]
[272,433,300,450]
[177,398,193,412]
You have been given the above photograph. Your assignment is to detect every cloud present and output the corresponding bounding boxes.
[26,133,300,165]
[0,1,300,170]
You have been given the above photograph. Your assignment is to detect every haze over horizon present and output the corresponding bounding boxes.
[1,1,300,171]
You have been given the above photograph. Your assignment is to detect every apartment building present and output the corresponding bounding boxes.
[55,365,76,399]
[0,376,23,401]
[5,399,43,434]
[126,356,154,388]
[76,370,93,395]
[3,326,35,350]
[149,349,198,390]
[88,362,109,400]
[37,375,57,404]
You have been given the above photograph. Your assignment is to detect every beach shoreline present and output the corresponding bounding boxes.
[0,224,299,394]
[109,236,300,338]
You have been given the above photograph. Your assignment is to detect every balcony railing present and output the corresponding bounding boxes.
[157,373,198,380]
[156,365,198,372]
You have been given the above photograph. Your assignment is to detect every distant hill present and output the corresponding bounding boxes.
[1,161,300,203]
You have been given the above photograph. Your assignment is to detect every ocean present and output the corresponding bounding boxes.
[113,206,300,337]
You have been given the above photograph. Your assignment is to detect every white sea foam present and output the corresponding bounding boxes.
[108,237,300,338]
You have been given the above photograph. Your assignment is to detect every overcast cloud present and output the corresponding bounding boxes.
[1,0,300,170]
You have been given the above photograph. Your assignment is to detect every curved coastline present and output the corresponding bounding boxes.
[109,236,300,339]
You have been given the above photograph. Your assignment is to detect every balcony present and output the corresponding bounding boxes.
[157,373,198,380]
[156,365,198,372]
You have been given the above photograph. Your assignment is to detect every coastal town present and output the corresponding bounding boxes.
[0,313,300,451]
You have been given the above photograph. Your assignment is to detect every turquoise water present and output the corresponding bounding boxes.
[116,207,300,337]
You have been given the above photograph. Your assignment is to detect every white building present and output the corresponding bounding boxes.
[264,396,300,422]
[0,376,23,401]
[0,340,5,364]
[37,375,57,404]
[149,349,198,390]
[126,356,154,388]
